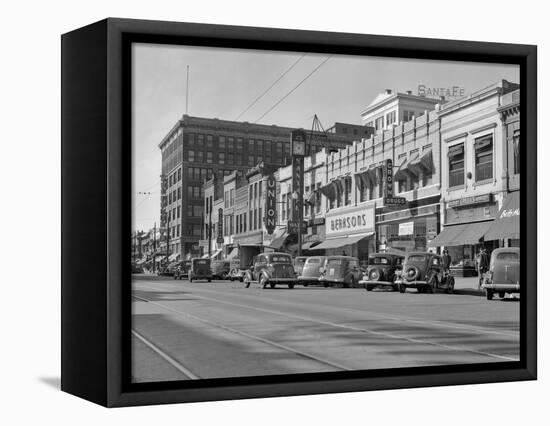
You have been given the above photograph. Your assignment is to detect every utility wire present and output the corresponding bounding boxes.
[254,55,332,124]
[234,54,307,121]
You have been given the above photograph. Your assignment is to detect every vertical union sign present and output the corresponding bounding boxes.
[265,174,277,234]
[385,159,393,198]
[291,156,304,222]
[217,208,224,243]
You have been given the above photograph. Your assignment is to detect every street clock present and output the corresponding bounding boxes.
[290,129,307,157]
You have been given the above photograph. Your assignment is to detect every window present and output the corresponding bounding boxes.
[276,142,283,155]
[257,139,263,151]
[197,134,204,146]
[228,137,234,150]
[248,139,255,151]
[237,138,243,150]
[397,179,408,193]
[188,133,195,146]
[475,135,493,182]
[344,177,351,206]
[513,130,520,174]
[282,193,287,220]
[228,152,234,163]
[448,143,465,187]
[206,135,213,148]
[177,168,181,181]
[375,117,384,130]
[188,150,195,162]
[403,110,415,122]
[196,150,204,163]
[248,155,255,166]
[177,187,181,200]
[219,152,225,164]
[206,151,213,163]
[219,136,226,149]
[386,110,396,126]
[366,121,374,128]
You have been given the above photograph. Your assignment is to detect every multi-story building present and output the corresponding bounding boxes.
[428,80,520,273]
[360,89,442,132]
[159,115,370,258]
[194,81,520,273]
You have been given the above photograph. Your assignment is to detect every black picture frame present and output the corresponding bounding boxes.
[61,17,537,407]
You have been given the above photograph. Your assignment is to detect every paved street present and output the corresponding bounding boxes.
[131,275,519,383]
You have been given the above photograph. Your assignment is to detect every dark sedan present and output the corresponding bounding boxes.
[360,253,404,291]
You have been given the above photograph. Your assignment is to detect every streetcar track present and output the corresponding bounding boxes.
[133,287,519,362]
[132,295,353,372]
[135,280,518,338]
[132,329,200,379]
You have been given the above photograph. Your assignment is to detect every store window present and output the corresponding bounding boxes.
[448,143,464,187]
[474,135,493,182]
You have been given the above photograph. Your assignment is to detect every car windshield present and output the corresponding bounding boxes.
[271,255,291,263]
[370,257,389,265]
[407,255,427,264]
[496,252,519,261]
[327,259,345,265]
[306,258,321,264]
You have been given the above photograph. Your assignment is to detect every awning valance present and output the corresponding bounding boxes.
[483,192,520,241]
[428,221,493,247]
[314,232,374,250]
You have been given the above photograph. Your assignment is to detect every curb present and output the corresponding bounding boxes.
[453,288,484,296]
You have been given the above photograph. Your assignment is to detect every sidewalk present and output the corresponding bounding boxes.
[453,276,483,296]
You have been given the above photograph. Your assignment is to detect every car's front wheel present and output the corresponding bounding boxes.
[486,289,494,300]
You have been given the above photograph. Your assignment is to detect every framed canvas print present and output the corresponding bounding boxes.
[61,18,537,407]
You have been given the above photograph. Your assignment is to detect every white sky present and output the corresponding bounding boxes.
[132,43,519,232]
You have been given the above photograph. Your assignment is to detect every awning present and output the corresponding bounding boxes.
[314,232,374,250]
[168,253,180,262]
[428,221,493,247]
[266,230,288,250]
[483,192,520,241]
[210,249,222,259]
[319,182,337,200]
[302,241,321,250]
[226,248,239,260]
[395,152,420,180]
[355,170,373,189]
[409,148,433,174]
[201,253,209,259]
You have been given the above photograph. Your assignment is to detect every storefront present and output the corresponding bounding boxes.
[428,193,498,276]
[313,204,376,261]
[483,191,520,247]
[376,196,440,254]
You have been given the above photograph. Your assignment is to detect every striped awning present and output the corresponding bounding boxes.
[483,192,520,241]
[428,221,493,247]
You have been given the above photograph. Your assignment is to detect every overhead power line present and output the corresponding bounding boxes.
[234,54,307,121]
[254,55,332,124]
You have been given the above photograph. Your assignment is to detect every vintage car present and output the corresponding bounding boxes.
[158,261,179,276]
[318,256,362,288]
[188,258,212,282]
[297,256,326,286]
[244,252,297,289]
[395,252,455,293]
[360,253,404,291]
[173,260,192,280]
[481,247,520,300]
[211,260,231,280]
[293,256,308,276]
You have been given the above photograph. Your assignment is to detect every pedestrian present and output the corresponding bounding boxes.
[476,247,490,289]
[342,250,347,256]
[442,249,452,271]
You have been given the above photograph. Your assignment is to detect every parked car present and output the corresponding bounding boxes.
[211,260,231,280]
[360,253,404,291]
[293,256,308,276]
[173,260,191,280]
[244,252,297,289]
[297,256,326,286]
[481,247,520,300]
[395,252,455,293]
[157,262,178,276]
[229,267,246,282]
[131,263,144,274]
[318,256,362,288]
[189,258,212,282]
